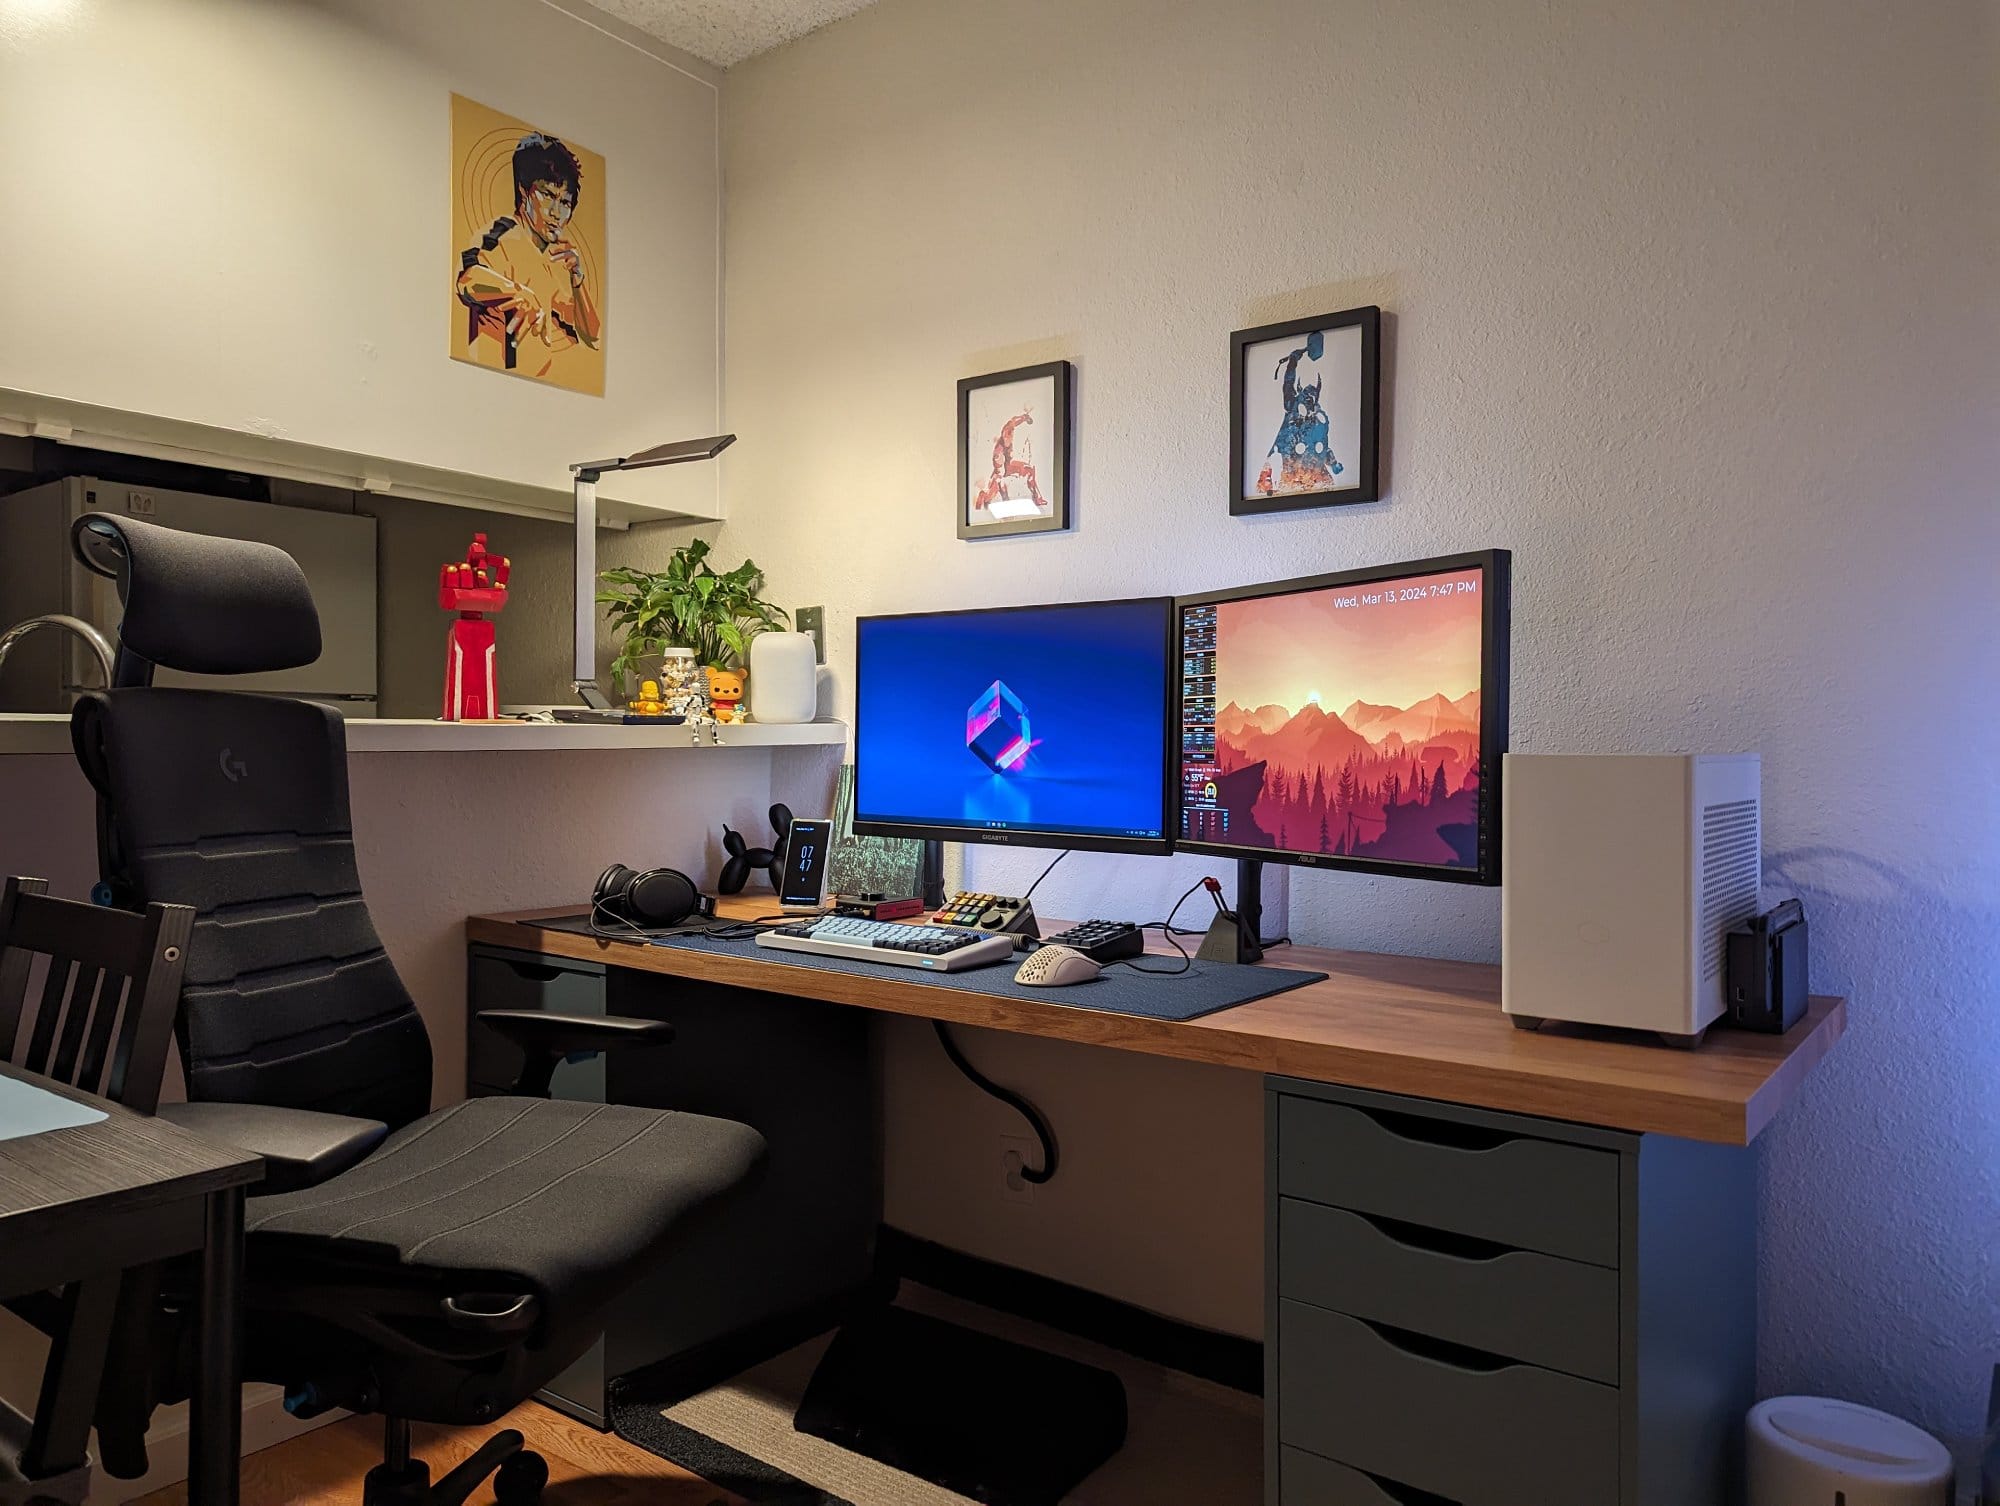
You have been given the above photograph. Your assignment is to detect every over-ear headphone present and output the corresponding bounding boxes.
[592,864,715,932]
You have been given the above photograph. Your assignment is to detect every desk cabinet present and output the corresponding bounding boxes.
[469,942,879,1426]
[1267,1078,1755,1506]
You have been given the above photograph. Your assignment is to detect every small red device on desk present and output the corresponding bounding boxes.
[439,532,510,721]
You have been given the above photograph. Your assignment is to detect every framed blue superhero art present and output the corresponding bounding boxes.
[1229,306,1380,514]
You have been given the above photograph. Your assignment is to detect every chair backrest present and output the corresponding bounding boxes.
[0,877,192,1114]
[64,513,433,1132]
[71,688,435,1130]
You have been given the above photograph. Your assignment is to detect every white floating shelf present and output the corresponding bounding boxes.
[0,714,847,757]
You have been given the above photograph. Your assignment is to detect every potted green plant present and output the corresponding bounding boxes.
[597,540,789,708]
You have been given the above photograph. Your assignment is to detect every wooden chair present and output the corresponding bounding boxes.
[0,875,191,1114]
[0,875,194,1482]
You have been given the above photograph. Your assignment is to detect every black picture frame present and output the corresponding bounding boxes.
[957,360,1072,540]
[1229,305,1380,515]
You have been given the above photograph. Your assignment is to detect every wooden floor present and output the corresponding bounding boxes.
[131,1402,744,1506]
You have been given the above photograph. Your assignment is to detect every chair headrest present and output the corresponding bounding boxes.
[71,515,322,677]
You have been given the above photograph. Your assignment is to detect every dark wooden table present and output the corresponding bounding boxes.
[0,1063,261,1505]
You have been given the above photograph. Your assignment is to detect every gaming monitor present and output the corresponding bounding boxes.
[854,598,1175,855]
[1176,550,1510,883]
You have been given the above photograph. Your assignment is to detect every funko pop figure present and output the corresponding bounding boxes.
[705,666,748,724]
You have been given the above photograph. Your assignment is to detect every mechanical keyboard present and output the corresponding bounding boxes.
[757,915,1016,972]
[1036,920,1146,964]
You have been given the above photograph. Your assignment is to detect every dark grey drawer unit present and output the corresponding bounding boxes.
[1268,1078,1755,1506]
[469,943,878,1427]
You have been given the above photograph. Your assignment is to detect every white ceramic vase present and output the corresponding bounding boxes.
[748,632,817,724]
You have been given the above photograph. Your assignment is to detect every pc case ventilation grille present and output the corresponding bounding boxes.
[1700,797,1760,980]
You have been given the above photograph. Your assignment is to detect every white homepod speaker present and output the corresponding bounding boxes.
[748,630,819,724]
[1502,754,1761,1045]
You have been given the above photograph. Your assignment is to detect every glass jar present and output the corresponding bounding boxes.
[655,647,711,722]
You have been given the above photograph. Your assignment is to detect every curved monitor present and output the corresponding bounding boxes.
[854,598,1174,855]
[1176,550,1510,883]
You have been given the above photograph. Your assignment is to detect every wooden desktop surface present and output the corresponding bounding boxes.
[466,900,1844,1146]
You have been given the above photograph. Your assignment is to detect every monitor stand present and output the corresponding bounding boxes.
[920,840,948,910]
[1196,858,1266,965]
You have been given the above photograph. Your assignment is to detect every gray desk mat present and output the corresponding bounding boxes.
[0,1075,107,1143]
[532,916,1324,1023]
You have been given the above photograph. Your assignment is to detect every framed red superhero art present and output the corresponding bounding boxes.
[957,360,1072,540]
[1229,306,1381,515]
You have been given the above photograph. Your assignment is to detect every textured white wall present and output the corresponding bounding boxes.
[709,0,2000,1454]
[0,0,722,515]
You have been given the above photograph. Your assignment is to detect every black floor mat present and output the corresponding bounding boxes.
[794,1305,1128,1506]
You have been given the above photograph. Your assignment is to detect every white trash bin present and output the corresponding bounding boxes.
[1748,1395,1954,1506]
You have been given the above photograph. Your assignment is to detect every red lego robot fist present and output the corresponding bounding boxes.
[439,533,511,721]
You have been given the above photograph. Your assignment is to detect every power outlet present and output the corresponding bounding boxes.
[998,1134,1038,1206]
[796,605,826,663]
[126,490,156,516]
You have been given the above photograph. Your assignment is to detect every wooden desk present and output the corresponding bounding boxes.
[467,902,1843,1145]
[466,902,1844,1505]
[0,1064,262,1505]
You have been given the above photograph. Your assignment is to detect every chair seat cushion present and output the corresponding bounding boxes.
[243,1097,764,1304]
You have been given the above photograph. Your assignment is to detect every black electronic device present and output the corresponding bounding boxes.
[934,892,1040,942]
[1726,897,1808,1034]
[779,817,834,910]
[592,863,715,931]
[833,894,927,921]
[1036,920,1145,965]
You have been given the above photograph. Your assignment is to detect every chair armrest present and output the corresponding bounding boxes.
[156,1102,387,1195]
[476,1009,675,1096]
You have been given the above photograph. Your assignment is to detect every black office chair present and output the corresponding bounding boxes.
[64,515,767,1506]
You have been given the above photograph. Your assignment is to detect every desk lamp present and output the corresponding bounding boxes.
[567,434,735,716]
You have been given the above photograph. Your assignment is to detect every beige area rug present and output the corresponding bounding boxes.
[652,1285,1261,1505]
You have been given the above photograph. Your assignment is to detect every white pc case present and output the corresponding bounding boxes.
[1502,754,1761,1044]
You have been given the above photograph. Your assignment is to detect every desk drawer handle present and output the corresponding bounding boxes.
[1354,1210,1511,1263]
[504,962,564,983]
[1362,1470,1461,1506]
[1360,1106,1517,1153]
[1357,1315,1517,1375]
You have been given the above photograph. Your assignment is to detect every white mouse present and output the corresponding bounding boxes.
[1014,945,1103,987]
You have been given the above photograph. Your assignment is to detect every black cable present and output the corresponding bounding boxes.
[1107,879,1205,975]
[932,1020,1058,1184]
[1020,849,1068,901]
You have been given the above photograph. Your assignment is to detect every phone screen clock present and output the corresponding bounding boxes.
[780,818,833,909]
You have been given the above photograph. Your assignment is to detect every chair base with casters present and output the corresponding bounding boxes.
[364,1418,544,1506]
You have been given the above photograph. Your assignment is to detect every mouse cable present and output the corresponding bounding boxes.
[932,1020,1058,1185]
[1106,878,1206,976]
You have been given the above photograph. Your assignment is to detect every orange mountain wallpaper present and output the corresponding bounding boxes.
[1182,566,1487,868]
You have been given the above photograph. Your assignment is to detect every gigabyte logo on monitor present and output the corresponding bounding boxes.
[977,832,1017,844]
